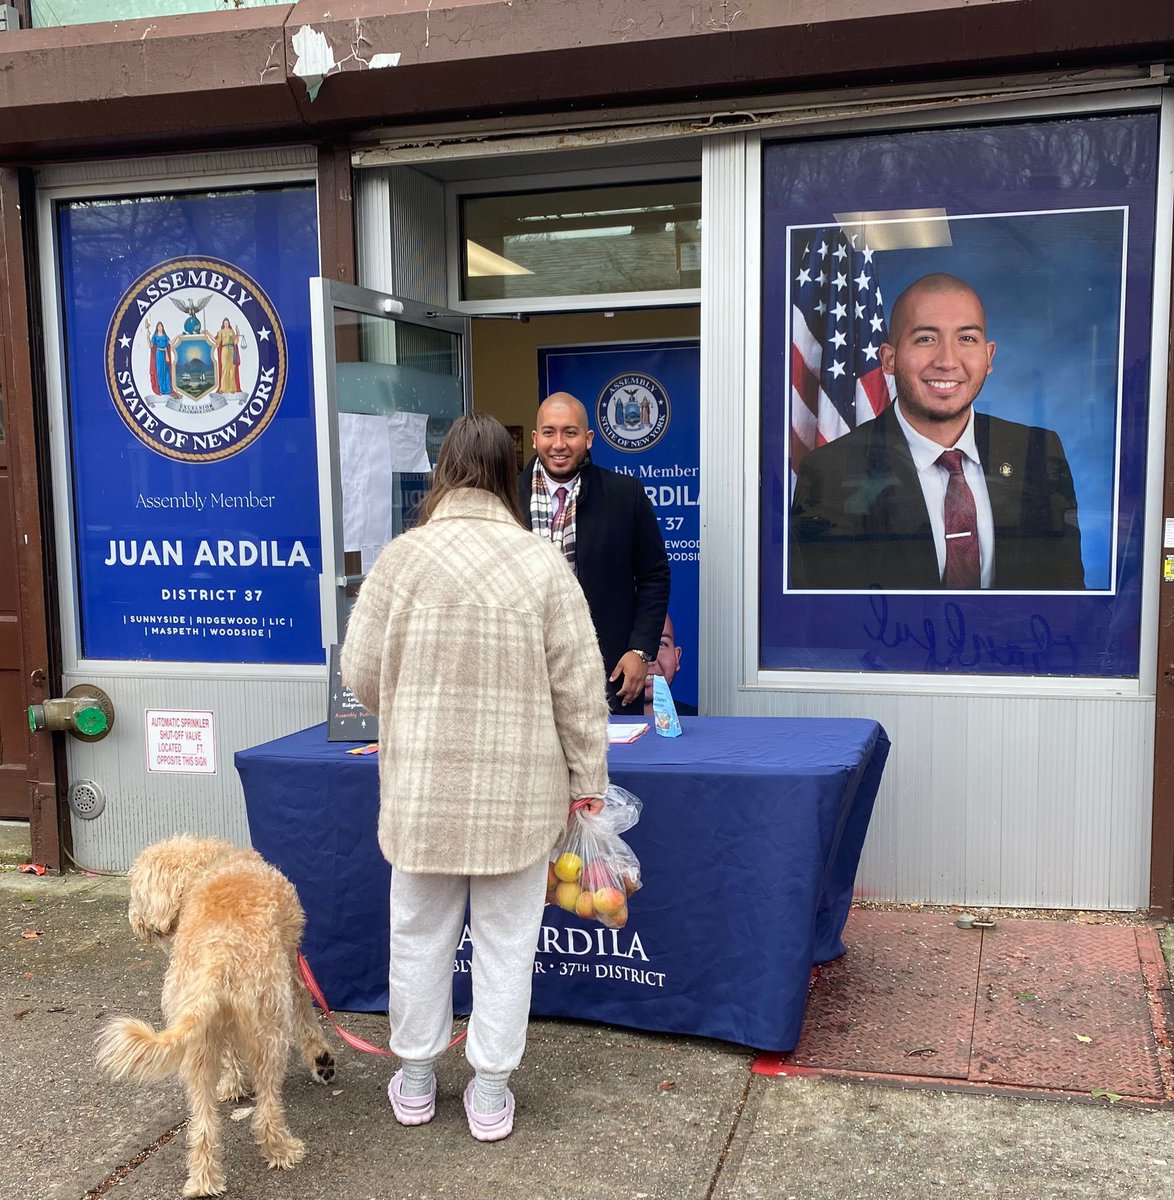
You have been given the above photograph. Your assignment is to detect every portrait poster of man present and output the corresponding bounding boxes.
[759,113,1160,678]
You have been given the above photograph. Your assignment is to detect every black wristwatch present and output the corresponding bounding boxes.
[630,649,654,663]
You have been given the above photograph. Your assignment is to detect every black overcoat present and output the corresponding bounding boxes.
[521,454,670,713]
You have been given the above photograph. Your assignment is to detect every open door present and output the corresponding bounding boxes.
[310,279,471,649]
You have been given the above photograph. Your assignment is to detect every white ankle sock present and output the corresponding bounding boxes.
[399,1059,436,1098]
[473,1075,508,1115]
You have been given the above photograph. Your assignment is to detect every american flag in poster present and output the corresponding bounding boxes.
[789,226,894,474]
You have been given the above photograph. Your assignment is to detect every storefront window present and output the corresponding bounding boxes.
[31,0,286,27]
[759,111,1160,679]
[461,180,700,301]
[56,184,323,664]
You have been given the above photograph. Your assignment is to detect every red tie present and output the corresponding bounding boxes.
[937,450,980,589]
[552,486,568,530]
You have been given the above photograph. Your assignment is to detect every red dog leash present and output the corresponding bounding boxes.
[298,951,466,1057]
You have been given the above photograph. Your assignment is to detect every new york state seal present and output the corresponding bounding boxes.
[105,256,287,463]
[596,371,671,453]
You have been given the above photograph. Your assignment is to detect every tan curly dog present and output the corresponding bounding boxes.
[96,835,335,1197]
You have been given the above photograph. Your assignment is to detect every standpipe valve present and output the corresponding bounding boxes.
[28,685,115,742]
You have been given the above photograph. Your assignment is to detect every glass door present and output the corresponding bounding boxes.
[310,278,470,649]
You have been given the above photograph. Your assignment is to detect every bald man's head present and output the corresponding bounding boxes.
[536,392,589,428]
[532,392,594,482]
[887,273,987,344]
[879,272,996,448]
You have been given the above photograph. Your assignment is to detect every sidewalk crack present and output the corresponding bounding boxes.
[703,1066,754,1200]
[82,1121,186,1200]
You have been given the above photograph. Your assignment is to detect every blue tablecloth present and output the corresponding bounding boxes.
[236,716,888,1052]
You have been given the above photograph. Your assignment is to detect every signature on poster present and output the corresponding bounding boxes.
[862,590,1079,673]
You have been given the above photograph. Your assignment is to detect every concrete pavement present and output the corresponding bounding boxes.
[3,825,1174,1200]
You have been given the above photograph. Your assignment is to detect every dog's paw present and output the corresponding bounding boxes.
[183,1167,227,1197]
[265,1135,306,1170]
[313,1050,336,1084]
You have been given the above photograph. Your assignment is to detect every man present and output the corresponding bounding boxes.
[789,273,1085,591]
[643,613,698,717]
[520,392,670,715]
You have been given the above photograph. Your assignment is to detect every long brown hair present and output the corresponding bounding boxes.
[417,412,527,528]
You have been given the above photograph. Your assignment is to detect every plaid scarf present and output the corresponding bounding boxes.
[530,459,578,573]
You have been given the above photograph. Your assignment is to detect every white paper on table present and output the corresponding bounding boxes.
[607,722,649,744]
[388,410,432,471]
[338,412,396,552]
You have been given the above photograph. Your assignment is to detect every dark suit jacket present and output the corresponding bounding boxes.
[521,454,670,714]
[789,407,1085,591]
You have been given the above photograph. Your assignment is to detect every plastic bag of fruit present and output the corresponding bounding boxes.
[546,785,642,928]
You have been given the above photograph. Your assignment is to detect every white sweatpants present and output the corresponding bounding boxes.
[387,855,548,1080]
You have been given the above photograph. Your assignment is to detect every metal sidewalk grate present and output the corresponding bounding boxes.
[753,909,1174,1105]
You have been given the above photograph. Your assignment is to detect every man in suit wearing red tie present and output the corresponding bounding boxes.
[789,273,1085,591]
[520,392,669,715]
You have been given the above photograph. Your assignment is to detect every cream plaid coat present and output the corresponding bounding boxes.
[341,488,610,875]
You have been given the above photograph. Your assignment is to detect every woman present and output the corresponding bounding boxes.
[341,412,609,1142]
[146,320,174,397]
[214,318,242,393]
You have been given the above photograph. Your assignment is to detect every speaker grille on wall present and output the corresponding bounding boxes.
[68,779,106,820]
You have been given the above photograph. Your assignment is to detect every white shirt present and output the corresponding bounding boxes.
[893,401,994,589]
[539,466,581,519]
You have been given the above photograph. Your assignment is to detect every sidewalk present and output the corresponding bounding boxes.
[4,825,1174,1200]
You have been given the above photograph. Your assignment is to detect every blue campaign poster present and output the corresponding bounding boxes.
[539,341,700,712]
[760,112,1159,677]
[58,185,323,664]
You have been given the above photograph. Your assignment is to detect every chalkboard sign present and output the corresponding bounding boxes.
[327,644,377,742]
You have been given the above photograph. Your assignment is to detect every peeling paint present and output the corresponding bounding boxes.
[691,2,745,34]
[291,25,334,102]
[260,39,282,82]
[290,23,403,102]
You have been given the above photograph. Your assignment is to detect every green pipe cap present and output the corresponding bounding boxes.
[75,705,108,736]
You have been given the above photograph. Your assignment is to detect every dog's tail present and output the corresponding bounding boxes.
[96,994,218,1083]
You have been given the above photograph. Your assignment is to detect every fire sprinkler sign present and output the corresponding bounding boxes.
[145,708,217,774]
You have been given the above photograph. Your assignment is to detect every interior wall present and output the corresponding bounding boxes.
[470,308,700,437]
